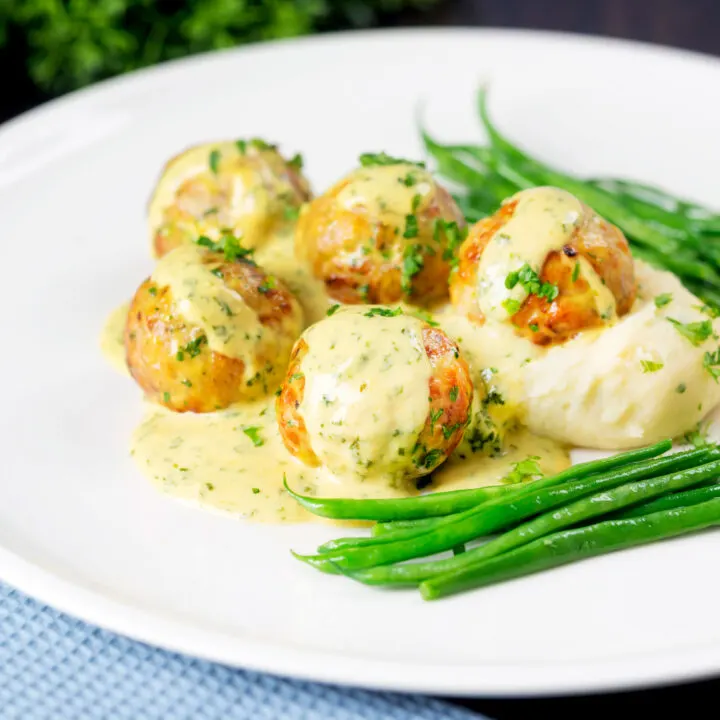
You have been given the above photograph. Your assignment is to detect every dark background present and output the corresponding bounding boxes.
[3,1,719,718]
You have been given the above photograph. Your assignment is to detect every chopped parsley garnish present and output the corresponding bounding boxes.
[571,262,580,282]
[283,205,300,222]
[640,359,664,373]
[683,423,708,448]
[411,194,422,212]
[676,383,687,394]
[236,138,276,154]
[148,285,157,296]
[449,385,459,402]
[529,323,539,332]
[326,304,341,316]
[415,448,443,470]
[429,408,444,431]
[442,423,463,440]
[177,334,207,360]
[214,298,233,317]
[399,172,417,187]
[403,214,419,239]
[503,456,543,485]
[502,298,521,315]
[258,276,277,294]
[435,219,467,268]
[411,309,439,327]
[667,317,713,346]
[252,487,261,494]
[242,426,264,447]
[703,347,720,382]
[162,392,171,403]
[208,149,221,174]
[196,234,255,264]
[401,244,425,294]
[505,263,559,303]
[696,303,720,318]
[180,379,193,387]
[654,293,673,308]
[484,388,505,406]
[288,153,303,171]
[358,152,425,168]
[210,268,224,279]
[206,483,214,491]
[364,307,403,318]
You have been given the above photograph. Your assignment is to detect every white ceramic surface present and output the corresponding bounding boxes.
[1,28,720,696]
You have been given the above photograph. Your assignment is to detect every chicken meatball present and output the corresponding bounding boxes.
[149,139,311,257]
[125,240,304,412]
[295,155,465,305]
[276,306,473,483]
[450,186,636,345]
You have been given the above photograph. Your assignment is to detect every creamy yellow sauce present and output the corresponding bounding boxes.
[477,187,616,322]
[253,227,330,325]
[298,307,433,482]
[102,226,573,521]
[336,163,434,223]
[153,244,273,366]
[105,177,720,524]
[129,399,568,523]
[148,141,307,254]
[100,301,130,376]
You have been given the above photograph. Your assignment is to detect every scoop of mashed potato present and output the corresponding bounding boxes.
[518,260,720,448]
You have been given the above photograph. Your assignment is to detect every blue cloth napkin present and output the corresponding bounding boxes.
[0,583,485,720]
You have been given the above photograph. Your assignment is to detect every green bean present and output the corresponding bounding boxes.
[615,482,720,519]
[318,516,441,553]
[368,443,676,541]
[317,519,438,553]
[421,132,495,189]
[477,90,706,257]
[470,89,720,301]
[284,480,511,523]
[424,88,720,308]
[296,446,707,574]
[287,441,671,523]
[310,442,674,554]
[590,182,700,231]
[589,178,718,223]
[420,497,720,600]
[346,450,718,585]
[372,517,441,536]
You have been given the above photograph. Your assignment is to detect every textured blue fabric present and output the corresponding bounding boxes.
[0,583,484,720]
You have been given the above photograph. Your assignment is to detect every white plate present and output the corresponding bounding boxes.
[2,28,720,697]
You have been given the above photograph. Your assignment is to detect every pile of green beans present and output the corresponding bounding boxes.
[422,89,720,309]
[287,440,720,600]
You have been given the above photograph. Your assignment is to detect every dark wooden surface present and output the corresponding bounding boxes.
[403,1,720,717]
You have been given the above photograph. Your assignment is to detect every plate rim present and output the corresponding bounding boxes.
[4,540,720,697]
[2,26,720,697]
[2,25,720,145]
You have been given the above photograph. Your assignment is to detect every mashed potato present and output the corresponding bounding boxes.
[518,261,720,448]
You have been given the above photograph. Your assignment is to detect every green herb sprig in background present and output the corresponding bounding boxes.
[1,0,437,96]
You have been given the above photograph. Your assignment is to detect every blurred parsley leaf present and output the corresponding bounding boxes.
[2,0,437,94]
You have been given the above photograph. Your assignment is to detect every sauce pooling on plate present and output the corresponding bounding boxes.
[103,161,720,523]
[101,223,570,521]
